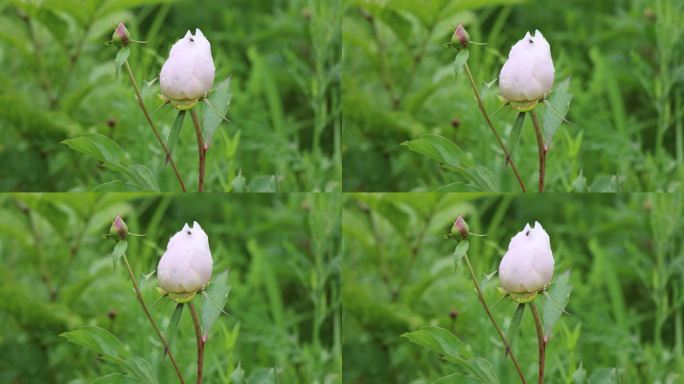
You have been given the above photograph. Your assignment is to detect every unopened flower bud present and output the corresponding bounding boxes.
[109,215,128,240]
[157,221,213,294]
[160,29,215,108]
[451,216,470,240]
[499,30,555,102]
[112,22,131,47]
[498,221,554,294]
[452,24,470,49]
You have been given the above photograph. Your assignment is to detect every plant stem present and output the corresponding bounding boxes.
[121,255,186,384]
[123,60,187,192]
[189,302,205,384]
[463,63,527,192]
[463,254,527,383]
[530,302,546,384]
[190,109,206,192]
[530,110,546,192]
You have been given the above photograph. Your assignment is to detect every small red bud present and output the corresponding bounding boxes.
[110,215,128,240]
[452,24,470,49]
[112,22,131,47]
[451,216,470,240]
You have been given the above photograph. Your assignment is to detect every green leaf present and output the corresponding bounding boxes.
[60,326,130,364]
[96,0,176,17]
[114,47,130,79]
[453,240,469,267]
[588,368,619,384]
[402,326,470,363]
[465,358,501,384]
[90,373,136,384]
[508,112,526,162]
[543,270,572,338]
[166,110,185,163]
[453,49,470,81]
[543,78,572,148]
[433,373,475,384]
[462,166,499,192]
[112,240,128,271]
[62,133,130,174]
[201,270,230,340]
[165,303,183,357]
[202,76,232,146]
[505,303,525,356]
[128,164,160,192]
[402,134,471,169]
[122,357,158,384]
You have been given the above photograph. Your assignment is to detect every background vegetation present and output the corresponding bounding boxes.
[0,193,341,383]
[342,0,684,192]
[0,0,341,192]
[342,193,684,383]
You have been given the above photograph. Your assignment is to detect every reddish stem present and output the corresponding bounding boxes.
[190,109,206,192]
[189,302,205,384]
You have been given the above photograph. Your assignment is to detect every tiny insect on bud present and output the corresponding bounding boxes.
[109,215,128,240]
[452,24,470,49]
[112,22,131,47]
[451,216,470,240]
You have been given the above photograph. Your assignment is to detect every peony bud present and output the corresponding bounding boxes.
[112,22,131,47]
[452,24,470,49]
[498,30,555,102]
[498,221,554,294]
[451,216,470,240]
[110,215,128,240]
[159,29,215,107]
[157,221,213,294]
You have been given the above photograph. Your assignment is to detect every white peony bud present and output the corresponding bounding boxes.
[498,221,554,294]
[159,29,215,104]
[498,30,555,102]
[157,221,213,293]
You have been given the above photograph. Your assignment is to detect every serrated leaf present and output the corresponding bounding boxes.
[402,326,470,363]
[507,112,525,163]
[453,240,469,267]
[402,134,472,168]
[505,303,525,357]
[166,110,185,164]
[60,326,130,364]
[165,303,183,357]
[202,76,232,146]
[453,49,469,81]
[543,78,572,148]
[201,270,230,340]
[114,47,130,79]
[112,240,128,271]
[543,270,572,338]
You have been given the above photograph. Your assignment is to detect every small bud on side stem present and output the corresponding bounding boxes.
[112,22,131,47]
[110,215,128,240]
[451,215,470,240]
[452,24,470,49]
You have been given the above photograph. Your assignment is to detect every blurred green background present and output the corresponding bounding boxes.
[0,193,341,383]
[0,0,341,192]
[342,0,684,192]
[342,193,684,383]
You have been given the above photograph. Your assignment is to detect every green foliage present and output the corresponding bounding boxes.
[343,0,684,192]
[0,0,341,192]
[343,193,684,382]
[0,193,341,383]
